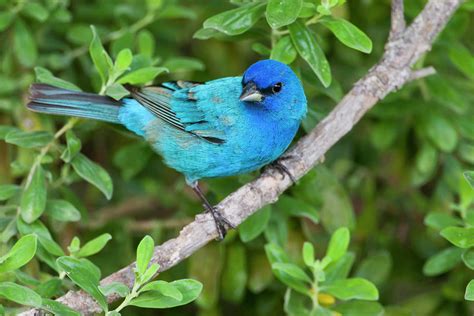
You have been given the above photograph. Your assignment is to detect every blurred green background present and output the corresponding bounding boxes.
[0,0,474,315]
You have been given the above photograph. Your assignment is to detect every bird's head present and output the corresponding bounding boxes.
[240,59,307,120]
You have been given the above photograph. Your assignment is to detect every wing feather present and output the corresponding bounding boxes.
[129,83,226,144]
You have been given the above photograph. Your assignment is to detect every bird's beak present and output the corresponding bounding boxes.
[240,81,264,102]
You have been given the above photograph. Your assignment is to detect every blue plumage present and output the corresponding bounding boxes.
[27,59,307,239]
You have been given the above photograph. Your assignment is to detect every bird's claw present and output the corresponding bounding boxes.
[268,156,296,184]
[204,205,234,241]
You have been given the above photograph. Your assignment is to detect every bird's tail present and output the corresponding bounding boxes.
[27,84,122,123]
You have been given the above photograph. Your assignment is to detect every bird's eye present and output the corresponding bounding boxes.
[272,82,282,93]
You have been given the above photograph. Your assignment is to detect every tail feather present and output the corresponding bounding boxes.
[27,84,122,123]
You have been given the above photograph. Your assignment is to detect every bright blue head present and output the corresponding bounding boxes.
[240,60,307,120]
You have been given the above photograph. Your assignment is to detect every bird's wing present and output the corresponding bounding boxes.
[128,81,226,144]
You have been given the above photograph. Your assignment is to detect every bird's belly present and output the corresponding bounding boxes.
[150,120,299,182]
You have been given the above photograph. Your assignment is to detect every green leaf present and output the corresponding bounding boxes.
[448,44,474,80]
[71,153,113,200]
[332,301,384,316]
[248,252,273,293]
[270,36,298,64]
[0,11,14,31]
[423,247,463,276]
[21,2,49,22]
[115,49,133,72]
[0,234,37,273]
[426,76,468,114]
[266,0,303,29]
[188,243,222,309]
[0,282,42,307]
[118,67,168,85]
[252,42,271,56]
[163,57,205,72]
[321,278,379,301]
[321,17,372,53]
[60,130,82,163]
[355,251,392,286]
[274,196,319,224]
[20,166,47,223]
[99,282,130,297]
[267,248,311,295]
[56,256,107,311]
[326,227,350,262]
[38,236,65,256]
[272,262,311,283]
[424,212,462,230]
[45,199,81,222]
[441,226,474,248]
[35,67,81,91]
[302,242,314,267]
[140,280,183,301]
[68,237,81,254]
[325,252,355,282]
[462,249,474,270]
[136,235,155,276]
[105,83,130,101]
[0,126,19,140]
[89,25,110,85]
[36,278,62,298]
[77,233,112,258]
[460,173,474,210]
[138,30,155,58]
[415,143,437,176]
[141,263,160,284]
[160,4,197,19]
[146,0,163,11]
[14,19,37,67]
[203,3,266,36]
[130,279,202,308]
[464,171,474,190]
[425,115,458,153]
[299,2,317,18]
[466,280,474,301]
[0,184,20,201]
[113,142,152,179]
[41,298,81,316]
[193,28,221,40]
[265,243,291,264]
[239,205,271,242]
[221,244,247,303]
[284,289,313,316]
[289,20,331,87]
[16,217,52,240]
[5,130,53,148]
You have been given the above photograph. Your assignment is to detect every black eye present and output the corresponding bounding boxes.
[272,82,282,93]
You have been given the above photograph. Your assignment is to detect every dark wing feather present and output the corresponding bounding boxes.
[128,83,225,144]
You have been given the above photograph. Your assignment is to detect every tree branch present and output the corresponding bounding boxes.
[20,0,462,315]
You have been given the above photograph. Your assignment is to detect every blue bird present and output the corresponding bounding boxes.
[27,59,307,239]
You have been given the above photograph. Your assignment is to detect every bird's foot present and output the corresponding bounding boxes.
[204,205,235,241]
[268,155,296,184]
[189,180,235,241]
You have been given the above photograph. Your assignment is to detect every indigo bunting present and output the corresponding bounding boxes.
[27,59,307,239]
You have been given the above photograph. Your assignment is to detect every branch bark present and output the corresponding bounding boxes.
[21,0,462,314]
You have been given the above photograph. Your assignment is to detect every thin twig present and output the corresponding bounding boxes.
[389,0,406,41]
[409,67,436,81]
[20,0,462,315]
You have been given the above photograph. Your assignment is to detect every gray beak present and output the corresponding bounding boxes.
[240,81,264,102]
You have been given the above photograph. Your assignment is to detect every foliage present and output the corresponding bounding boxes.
[266,228,381,315]
[0,0,473,315]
